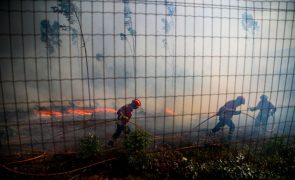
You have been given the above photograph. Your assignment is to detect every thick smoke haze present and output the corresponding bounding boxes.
[0,0,294,141]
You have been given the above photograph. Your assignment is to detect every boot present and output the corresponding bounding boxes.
[208,130,215,137]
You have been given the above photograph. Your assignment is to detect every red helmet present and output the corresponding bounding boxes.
[132,98,141,107]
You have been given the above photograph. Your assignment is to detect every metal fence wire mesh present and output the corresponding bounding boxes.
[0,0,295,155]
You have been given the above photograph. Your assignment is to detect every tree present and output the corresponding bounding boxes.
[40,0,94,107]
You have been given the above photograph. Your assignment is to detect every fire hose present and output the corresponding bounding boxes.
[0,157,116,177]
[191,110,275,132]
[192,113,217,131]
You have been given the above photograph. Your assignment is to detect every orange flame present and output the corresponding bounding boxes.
[94,108,117,113]
[35,110,63,117]
[34,107,117,118]
[165,107,177,116]
[66,108,94,116]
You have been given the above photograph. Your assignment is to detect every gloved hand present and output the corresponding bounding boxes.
[121,117,129,125]
[248,107,255,111]
[235,110,241,115]
[119,112,128,120]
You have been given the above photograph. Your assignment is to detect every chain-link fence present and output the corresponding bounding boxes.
[0,0,294,155]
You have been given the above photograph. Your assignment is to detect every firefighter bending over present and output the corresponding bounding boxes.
[209,96,245,140]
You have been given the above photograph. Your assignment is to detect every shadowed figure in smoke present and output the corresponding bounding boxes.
[209,96,245,140]
[108,99,141,147]
[249,95,276,135]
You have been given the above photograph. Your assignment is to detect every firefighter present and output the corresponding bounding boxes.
[249,95,276,134]
[209,96,245,140]
[108,99,141,146]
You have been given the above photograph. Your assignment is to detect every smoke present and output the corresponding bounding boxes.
[0,0,294,138]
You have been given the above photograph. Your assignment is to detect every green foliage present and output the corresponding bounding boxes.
[151,150,183,178]
[194,140,295,180]
[201,153,260,180]
[127,153,154,172]
[145,151,198,179]
[263,136,287,155]
[122,128,152,173]
[175,156,199,179]
[78,134,103,160]
[51,0,77,24]
[123,140,295,179]
[258,139,295,179]
[279,143,295,164]
[123,128,151,154]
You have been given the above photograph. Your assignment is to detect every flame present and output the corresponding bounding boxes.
[34,107,117,118]
[94,108,117,113]
[35,110,63,117]
[35,107,176,118]
[67,108,117,115]
[66,108,94,116]
[165,107,177,116]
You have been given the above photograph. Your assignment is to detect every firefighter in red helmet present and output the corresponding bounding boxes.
[108,99,141,146]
